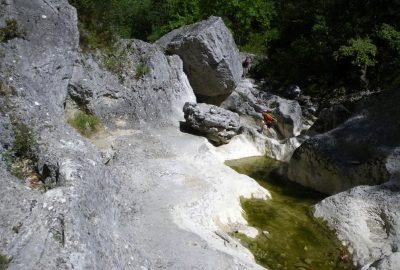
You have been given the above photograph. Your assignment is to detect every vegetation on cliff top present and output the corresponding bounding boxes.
[69,0,400,96]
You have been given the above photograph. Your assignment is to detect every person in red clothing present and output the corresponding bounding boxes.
[258,110,274,132]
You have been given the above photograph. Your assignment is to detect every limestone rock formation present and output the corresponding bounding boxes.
[218,79,308,161]
[0,0,78,118]
[156,16,242,101]
[221,80,304,139]
[288,89,400,268]
[220,79,260,116]
[314,182,400,269]
[309,104,351,134]
[68,39,196,128]
[288,89,400,194]
[262,94,303,138]
[0,1,266,269]
[183,102,240,145]
[288,90,400,270]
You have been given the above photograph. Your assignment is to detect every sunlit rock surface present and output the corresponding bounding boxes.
[157,16,242,101]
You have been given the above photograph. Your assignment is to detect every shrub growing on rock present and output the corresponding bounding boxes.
[135,62,150,79]
[0,253,10,270]
[67,111,100,137]
[2,121,38,180]
[0,18,24,42]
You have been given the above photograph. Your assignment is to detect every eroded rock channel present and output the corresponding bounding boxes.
[226,156,353,270]
[1,1,399,269]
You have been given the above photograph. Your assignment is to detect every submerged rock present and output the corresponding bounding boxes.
[183,102,240,145]
[157,16,242,101]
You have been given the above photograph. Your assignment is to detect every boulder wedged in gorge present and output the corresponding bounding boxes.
[183,102,240,145]
[156,16,242,101]
[288,89,400,194]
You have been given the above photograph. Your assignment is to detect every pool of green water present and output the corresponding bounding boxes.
[225,156,353,270]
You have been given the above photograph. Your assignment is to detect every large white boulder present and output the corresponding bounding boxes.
[314,181,400,269]
[156,16,242,100]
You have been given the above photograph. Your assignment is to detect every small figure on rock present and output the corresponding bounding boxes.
[242,56,252,78]
[258,110,275,133]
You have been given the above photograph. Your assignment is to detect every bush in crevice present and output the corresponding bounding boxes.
[2,120,39,184]
[67,111,101,137]
[135,61,150,80]
[102,45,129,82]
[0,253,10,270]
[0,80,16,97]
[0,18,24,43]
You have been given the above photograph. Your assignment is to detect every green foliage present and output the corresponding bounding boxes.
[67,111,100,137]
[11,122,37,160]
[255,0,400,95]
[379,24,400,51]
[69,0,276,50]
[376,23,400,88]
[200,0,276,50]
[0,80,16,97]
[2,121,37,179]
[0,253,10,270]
[335,38,377,68]
[102,45,129,82]
[69,0,400,95]
[0,18,24,43]
[147,0,202,41]
[135,61,150,79]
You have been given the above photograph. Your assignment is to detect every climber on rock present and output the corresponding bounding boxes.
[258,110,275,133]
[242,56,252,78]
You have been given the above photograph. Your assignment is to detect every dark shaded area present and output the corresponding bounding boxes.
[255,0,400,97]
[196,93,231,106]
[179,121,225,147]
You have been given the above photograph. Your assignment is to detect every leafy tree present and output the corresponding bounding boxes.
[200,0,276,51]
[335,38,377,68]
[334,38,377,87]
